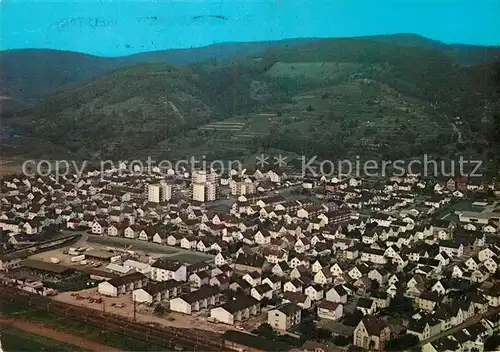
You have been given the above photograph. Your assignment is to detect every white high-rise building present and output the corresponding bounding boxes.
[192,170,207,184]
[148,182,173,203]
[161,182,172,202]
[148,184,161,203]
[192,183,206,202]
[231,180,256,196]
[191,169,218,202]
[205,182,217,201]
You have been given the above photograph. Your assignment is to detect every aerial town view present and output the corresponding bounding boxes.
[1,1,500,352]
[1,165,500,351]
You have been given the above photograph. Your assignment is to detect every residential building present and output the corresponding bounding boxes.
[267,303,302,331]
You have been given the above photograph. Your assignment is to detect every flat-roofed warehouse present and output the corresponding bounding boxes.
[0,249,31,271]
[76,267,120,281]
[459,211,500,225]
[84,250,116,261]
[20,259,75,276]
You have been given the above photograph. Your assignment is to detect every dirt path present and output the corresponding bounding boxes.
[0,318,122,352]
[452,122,464,143]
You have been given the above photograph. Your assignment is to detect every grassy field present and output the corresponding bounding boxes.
[86,235,178,254]
[86,235,212,263]
[266,61,361,80]
[168,253,212,264]
[1,326,88,352]
[0,300,163,351]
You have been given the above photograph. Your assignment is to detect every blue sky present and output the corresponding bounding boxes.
[2,0,499,56]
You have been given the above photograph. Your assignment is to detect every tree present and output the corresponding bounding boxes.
[485,335,500,351]
[333,335,350,346]
[316,328,332,340]
[388,295,413,316]
[491,112,500,144]
[306,105,315,112]
[154,304,166,315]
[370,279,380,290]
[255,323,275,338]
[298,319,317,343]
[385,334,419,351]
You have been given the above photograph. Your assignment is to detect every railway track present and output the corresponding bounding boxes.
[0,285,229,351]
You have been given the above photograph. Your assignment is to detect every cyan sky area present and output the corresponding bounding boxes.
[2,0,499,57]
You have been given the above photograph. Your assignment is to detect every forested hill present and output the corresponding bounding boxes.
[5,36,499,163]
[1,33,499,116]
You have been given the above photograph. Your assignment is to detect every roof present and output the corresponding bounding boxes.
[301,340,343,352]
[20,259,74,274]
[223,331,291,351]
[105,263,132,275]
[123,259,151,271]
[283,291,308,303]
[460,211,500,220]
[276,302,301,315]
[77,267,120,279]
[152,258,184,271]
[361,316,389,336]
[177,285,219,304]
[142,279,185,295]
[235,253,265,268]
[317,300,341,311]
[357,298,375,308]
[253,283,273,294]
[106,272,146,287]
[220,295,259,314]
[0,249,31,261]
[85,250,115,260]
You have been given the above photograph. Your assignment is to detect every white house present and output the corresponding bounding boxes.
[326,285,348,303]
[210,295,260,325]
[317,300,343,321]
[151,259,187,282]
[98,272,147,297]
[267,303,302,331]
[132,279,184,304]
[169,285,220,314]
[250,283,273,301]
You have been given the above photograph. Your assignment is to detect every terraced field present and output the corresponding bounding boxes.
[199,121,245,132]
[193,114,280,153]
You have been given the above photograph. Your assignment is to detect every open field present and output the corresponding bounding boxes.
[85,235,178,255]
[0,320,111,352]
[85,235,213,263]
[199,120,246,132]
[437,200,488,220]
[0,158,25,176]
[0,300,164,351]
[168,252,213,264]
[0,158,69,177]
[266,61,362,80]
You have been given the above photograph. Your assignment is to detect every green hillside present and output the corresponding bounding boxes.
[19,64,214,157]
[2,33,499,116]
[6,37,500,162]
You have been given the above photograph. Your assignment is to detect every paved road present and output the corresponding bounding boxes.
[0,318,122,352]
[419,308,499,346]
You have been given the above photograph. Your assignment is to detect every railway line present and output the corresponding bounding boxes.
[0,284,229,351]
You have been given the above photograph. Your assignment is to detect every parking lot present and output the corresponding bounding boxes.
[85,235,213,264]
[54,288,234,333]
